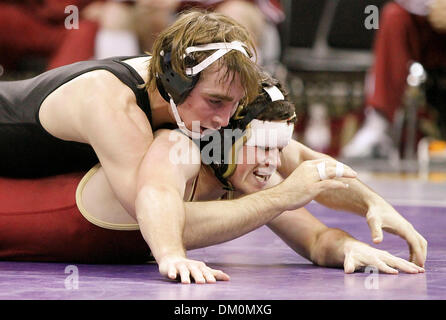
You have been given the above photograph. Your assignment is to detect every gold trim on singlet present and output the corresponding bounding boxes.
[75,164,139,231]
[75,164,199,231]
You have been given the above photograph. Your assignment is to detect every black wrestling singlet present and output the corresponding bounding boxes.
[0,56,151,178]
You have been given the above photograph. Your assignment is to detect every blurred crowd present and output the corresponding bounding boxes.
[1,0,446,159]
[0,0,284,74]
[342,0,446,158]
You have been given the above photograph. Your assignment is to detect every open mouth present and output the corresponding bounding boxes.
[253,170,271,183]
[252,166,276,184]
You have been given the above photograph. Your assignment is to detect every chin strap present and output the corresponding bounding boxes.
[169,98,217,140]
[168,41,252,139]
[263,85,285,102]
[169,98,200,139]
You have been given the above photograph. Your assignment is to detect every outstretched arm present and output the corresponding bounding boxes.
[277,139,428,267]
[135,129,230,284]
[183,160,357,250]
[133,133,353,283]
[75,82,228,284]
[267,207,425,274]
[314,178,427,268]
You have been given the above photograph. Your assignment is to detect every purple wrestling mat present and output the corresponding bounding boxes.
[0,202,444,300]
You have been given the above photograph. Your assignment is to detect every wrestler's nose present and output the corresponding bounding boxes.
[211,105,232,129]
[265,149,281,168]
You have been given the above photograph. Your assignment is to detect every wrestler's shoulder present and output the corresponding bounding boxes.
[69,69,144,115]
[41,69,150,140]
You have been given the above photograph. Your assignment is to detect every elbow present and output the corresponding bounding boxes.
[134,184,182,220]
[136,184,179,201]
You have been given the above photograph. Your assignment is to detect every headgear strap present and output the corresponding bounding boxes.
[184,41,250,76]
[263,85,285,102]
[233,84,285,127]
[159,41,251,139]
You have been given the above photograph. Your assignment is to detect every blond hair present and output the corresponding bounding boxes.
[146,10,261,106]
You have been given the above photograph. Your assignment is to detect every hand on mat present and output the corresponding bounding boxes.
[158,255,230,284]
[279,159,357,211]
[365,200,428,268]
[343,240,425,274]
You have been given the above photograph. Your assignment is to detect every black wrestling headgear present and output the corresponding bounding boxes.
[155,41,252,139]
[156,41,251,105]
[156,51,199,105]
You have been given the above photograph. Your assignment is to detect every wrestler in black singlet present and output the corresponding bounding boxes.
[0,55,151,178]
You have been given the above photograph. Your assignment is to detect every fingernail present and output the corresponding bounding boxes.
[345,183,349,188]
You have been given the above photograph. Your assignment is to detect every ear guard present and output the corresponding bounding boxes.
[156,42,253,139]
[156,41,251,106]
[156,51,199,105]
[201,126,251,191]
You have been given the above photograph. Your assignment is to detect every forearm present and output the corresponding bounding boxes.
[279,140,382,216]
[315,177,385,216]
[183,187,287,249]
[135,186,186,262]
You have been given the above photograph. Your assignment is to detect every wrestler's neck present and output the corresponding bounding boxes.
[194,166,245,201]
[193,166,227,201]
[147,88,176,129]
